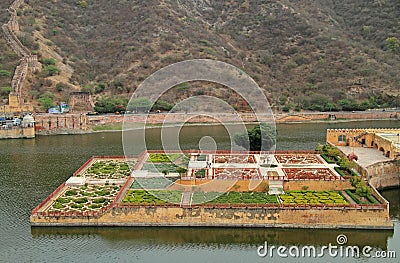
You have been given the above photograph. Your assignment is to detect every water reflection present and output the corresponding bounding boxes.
[382,188,400,220]
[31,226,393,249]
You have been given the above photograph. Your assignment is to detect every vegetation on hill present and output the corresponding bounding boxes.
[1,0,399,112]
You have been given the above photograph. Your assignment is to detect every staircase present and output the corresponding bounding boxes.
[268,179,284,195]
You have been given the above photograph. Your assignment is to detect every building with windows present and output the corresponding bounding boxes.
[326,128,400,160]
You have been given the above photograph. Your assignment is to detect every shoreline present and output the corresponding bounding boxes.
[35,117,399,136]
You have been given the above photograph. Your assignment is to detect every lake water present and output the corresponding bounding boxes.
[0,120,399,262]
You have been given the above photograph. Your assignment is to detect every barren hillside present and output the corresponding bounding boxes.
[1,0,399,112]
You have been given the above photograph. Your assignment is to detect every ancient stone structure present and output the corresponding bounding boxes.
[327,128,400,159]
[34,113,88,131]
[68,92,95,112]
[327,128,400,190]
[2,0,41,110]
[1,93,33,113]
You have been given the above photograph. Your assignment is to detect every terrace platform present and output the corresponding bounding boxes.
[30,151,393,229]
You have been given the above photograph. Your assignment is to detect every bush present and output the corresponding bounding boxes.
[0,87,12,97]
[44,65,60,76]
[74,197,88,204]
[176,167,187,174]
[92,197,107,203]
[334,167,347,177]
[0,70,11,78]
[41,58,56,66]
[64,190,78,196]
[345,189,361,204]
[320,154,336,163]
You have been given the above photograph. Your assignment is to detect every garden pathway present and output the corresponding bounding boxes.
[180,192,192,207]
[340,190,356,205]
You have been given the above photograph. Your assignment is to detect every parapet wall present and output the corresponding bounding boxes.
[30,205,393,229]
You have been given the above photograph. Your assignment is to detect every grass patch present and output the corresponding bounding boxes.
[92,123,123,131]
[147,153,182,163]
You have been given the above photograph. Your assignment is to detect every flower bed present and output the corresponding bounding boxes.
[122,190,182,205]
[275,154,323,164]
[213,168,262,180]
[213,154,256,164]
[282,168,338,180]
[279,190,348,205]
[82,160,135,179]
[47,184,121,212]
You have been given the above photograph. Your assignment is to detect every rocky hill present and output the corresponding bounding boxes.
[1,0,399,112]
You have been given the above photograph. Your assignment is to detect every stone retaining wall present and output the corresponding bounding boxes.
[30,205,393,229]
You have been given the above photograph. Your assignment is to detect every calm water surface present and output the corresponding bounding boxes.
[0,120,399,262]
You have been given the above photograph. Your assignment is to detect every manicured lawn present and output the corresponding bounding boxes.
[130,178,175,189]
[147,153,182,163]
[279,190,348,205]
[142,163,179,173]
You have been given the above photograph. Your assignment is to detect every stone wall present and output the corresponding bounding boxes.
[277,111,399,122]
[88,113,267,126]
[2,0,41,108]
[34,114,88,131]
[0,126,34,139]
[368,160,400,189]
[68,92,95,112]
[30,205,393,229]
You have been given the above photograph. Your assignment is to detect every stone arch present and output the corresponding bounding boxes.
[386,151,390,158]
[379,147,385,153]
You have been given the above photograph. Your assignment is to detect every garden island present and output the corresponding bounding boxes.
[30,130,396,229]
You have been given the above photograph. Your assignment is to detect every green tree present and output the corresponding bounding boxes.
[386,37,399,52]
[234,123,275,151]
[94,96,128,113]
[41,58,56,66]
[127,97,152,112]
[153,100,173,111]
[38,92,55,111]
[44,65,60,76]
